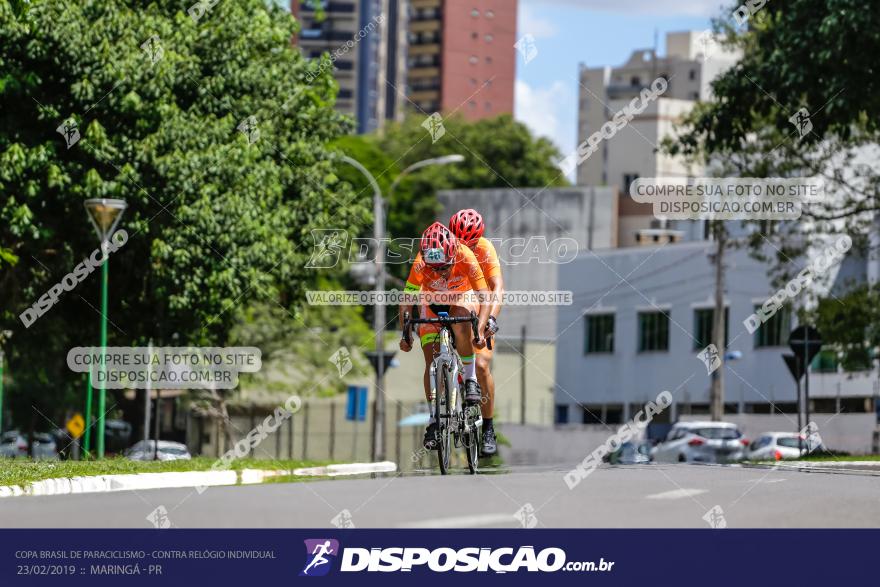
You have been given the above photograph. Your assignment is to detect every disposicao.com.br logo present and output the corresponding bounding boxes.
[318,545,612,574]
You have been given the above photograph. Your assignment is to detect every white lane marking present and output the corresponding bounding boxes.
[645,488,708,500]
[398,513,519,528]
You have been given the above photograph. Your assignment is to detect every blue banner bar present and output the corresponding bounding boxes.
[1,529,876,585]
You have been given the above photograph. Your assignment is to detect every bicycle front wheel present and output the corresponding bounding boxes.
[435,363,452,475]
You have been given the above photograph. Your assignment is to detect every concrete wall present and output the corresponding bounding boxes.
[500,412,879,469]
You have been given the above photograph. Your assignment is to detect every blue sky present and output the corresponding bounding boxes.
[514,0,729,164]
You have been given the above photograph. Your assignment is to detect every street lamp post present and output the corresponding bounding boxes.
[0,331,12,435]
[0,348,5,434]
[339,155,463,462]
[83,198,127,459]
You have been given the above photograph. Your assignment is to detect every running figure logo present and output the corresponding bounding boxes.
[300,539,340,577]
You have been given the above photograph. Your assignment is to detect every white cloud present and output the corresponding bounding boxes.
[515,79,575,177]
[518,2,558,39]
[520,0,721,18]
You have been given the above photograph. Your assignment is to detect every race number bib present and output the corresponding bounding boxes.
[424,248,446,264]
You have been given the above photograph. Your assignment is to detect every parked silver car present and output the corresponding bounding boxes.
[0,431,59,459]
[652,421,748,464]
[124,440,191,461]
[747,432,819,461]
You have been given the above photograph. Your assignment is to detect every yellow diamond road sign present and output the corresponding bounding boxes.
[66,413,85,439]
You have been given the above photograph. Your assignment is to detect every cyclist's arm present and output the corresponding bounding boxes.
[400,254,424,332]
[478,239,503,320]
[485,272,504,320]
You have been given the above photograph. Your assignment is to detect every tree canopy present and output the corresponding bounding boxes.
[0,0,368,425]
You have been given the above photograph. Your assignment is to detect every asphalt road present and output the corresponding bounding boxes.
[1,464,878,528]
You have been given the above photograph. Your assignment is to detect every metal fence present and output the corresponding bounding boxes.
[187,399,436,471]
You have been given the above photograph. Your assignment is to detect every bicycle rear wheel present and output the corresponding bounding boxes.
[435,363,452,475]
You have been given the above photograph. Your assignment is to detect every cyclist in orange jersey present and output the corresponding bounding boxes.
[449,209,503,456]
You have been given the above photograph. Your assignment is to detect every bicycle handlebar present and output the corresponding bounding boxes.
[404,311,489,348]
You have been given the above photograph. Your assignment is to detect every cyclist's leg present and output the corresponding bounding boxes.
[418,304,442,402]
[420,338,434,402]
[476,346,494,419]
[418,308,441,449]
[447,304,481,404]
[476,345,497,455]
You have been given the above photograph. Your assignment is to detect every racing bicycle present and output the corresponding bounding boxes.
[403,310,492,475]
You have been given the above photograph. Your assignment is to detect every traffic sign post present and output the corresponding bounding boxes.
[66,412,86,461]
[347,386,368,460]
[0,349,4,434]
[781,353,804,452]
[789,326,822,453]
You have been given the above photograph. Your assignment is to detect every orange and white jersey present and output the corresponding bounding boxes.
[405,244,487,294]
[471,236,501,282]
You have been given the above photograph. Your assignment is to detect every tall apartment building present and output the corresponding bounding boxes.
[576,31,740,246]
[290,0,408,133]
[407,0,516,119]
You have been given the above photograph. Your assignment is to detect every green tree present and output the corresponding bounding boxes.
[668,1,880,355]
[670,1,879,242]
[0,0,368,429]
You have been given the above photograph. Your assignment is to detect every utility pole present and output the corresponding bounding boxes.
[0,348,5,434]
[520,325,527,425]
[143,340,152,449]
[710,222,726,421]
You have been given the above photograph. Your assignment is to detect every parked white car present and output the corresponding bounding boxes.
[0,431,58,459]
[124,440,191,461]
[746,432,812,461]
[652,421,748,464]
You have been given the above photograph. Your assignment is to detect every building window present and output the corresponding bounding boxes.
[485,101,491,111]
[471,8,479,17]
[585,314,614,354]
[754,305,790,348]
[469,55,478,64]
[689,69,697,80]
[468,100,477,109]
[555,404,569,424]
[630,76,641,86]
[622,173,639,195]
[581,405,604,424]
[486,9,495,18]
[694,308,729,350]
[485,55,493,64]
[638,311,669,352]
[470,77,477,86]
[485,34,493,42]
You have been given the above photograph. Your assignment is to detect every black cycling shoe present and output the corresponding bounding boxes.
[480,426,497,457]
[423,422,439,450]
[464,379,482,405]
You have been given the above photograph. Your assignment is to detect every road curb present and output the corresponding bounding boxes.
[0,461,397,498]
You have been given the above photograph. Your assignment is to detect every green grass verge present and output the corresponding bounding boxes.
[0,457,330,487]
[797,454,880,462]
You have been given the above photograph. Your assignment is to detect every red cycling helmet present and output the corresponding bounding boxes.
[420,222,458,267]
[449,208,484,247]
